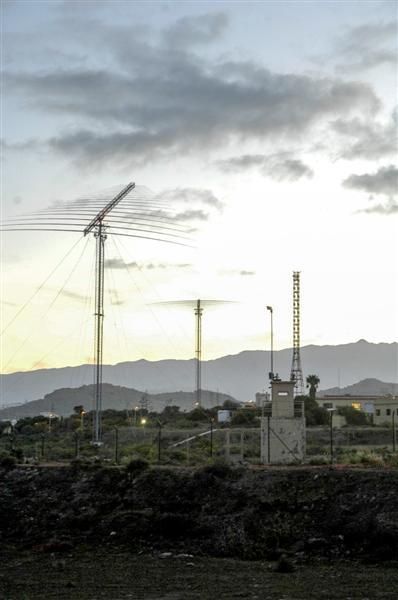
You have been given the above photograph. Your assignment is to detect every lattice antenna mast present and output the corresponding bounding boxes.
[84,182,135,444]
[194,299,203,408]
[290,271,304,395]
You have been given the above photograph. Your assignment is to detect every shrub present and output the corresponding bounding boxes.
[0,453,17,470]
[125,458,149,479]
[198,461,232,479]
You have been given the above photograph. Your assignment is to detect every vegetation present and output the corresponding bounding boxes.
[300,395,329,426]
[306,374,320,400]
[337,405,370,426]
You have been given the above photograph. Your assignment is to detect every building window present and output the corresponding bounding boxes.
[386,409,391,416]
[376,410,380,416]
[351,402,361,411]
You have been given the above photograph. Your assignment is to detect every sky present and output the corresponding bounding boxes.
[1,0,397,375]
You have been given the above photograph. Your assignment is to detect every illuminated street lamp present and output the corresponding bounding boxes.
[80,409,86,431]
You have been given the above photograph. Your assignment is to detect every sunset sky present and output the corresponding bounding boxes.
[1,0,397,374]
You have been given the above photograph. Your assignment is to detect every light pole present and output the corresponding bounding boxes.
[140,417,147,441]
[80,409,86,432]
[114,427,119,465]
[392,409,396,453]
[266,306,274,380]
[327,408,336,464]
[157,420,162,463]
[210,418,214,457]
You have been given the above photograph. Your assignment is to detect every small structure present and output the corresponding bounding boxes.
[260,380,305,464]
[319,395,398,426]
[217,410,232,424]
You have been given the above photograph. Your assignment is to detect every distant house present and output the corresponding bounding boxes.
[318,395,398,426]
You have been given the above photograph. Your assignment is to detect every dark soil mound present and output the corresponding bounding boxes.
[1,465,397,561]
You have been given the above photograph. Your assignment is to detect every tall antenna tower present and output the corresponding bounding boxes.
[290,271,304,395]
[83,182,135,444]
[195,299,203,408]
[3,183,192,444]
[154,299,232,408]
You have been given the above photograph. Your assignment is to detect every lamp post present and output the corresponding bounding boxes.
[327,408,336,465]
[393,409,396,453]
[114,427,119,465]
[266,306,274,380]
[210,418,214,458]
[80,409,86,432]
[157,420,162,463]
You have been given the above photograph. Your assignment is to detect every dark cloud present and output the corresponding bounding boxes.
[163,13,228,48]
[357,200,398,215]
[4,12,380,169]
[218,153,313,181]
[331,110,397,160]
[335,21,397,72]
[343,165,398,197]
[105,258,191,270]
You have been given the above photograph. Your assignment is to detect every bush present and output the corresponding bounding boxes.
[125,458,149,478]
[198,461,233,479]
[338,406,369,426]
[0,453,17,470]
[303,396,329,426]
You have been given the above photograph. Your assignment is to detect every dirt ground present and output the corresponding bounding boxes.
[1,548,397,600]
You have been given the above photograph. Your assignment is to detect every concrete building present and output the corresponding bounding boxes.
[260,380,306,464]
[319,395,398,426]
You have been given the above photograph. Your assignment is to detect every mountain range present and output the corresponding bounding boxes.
[0,378,396,422]
[0,385,236,420]
[1,340,397,408]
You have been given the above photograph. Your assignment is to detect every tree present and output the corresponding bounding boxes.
[306,375,320,401]
[337,406,369,426]
[301,395,329,426]
[73,405,84,416]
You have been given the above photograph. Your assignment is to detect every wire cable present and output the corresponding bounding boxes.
[1,235,85,336]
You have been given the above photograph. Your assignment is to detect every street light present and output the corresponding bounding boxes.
[210,417,214,457]
[80,409,86,432]
[266,306,274,380]
[326,408,336,464]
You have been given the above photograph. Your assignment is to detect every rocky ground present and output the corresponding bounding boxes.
[0,463,397,598]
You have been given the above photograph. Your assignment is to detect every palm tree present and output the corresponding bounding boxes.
[306,374,320,400]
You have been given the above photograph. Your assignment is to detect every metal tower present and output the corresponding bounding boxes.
[290,271,304,395]
[83,182,135,444]
[154,299,232,408]
[195,299,203,407]
[3,182,193,444]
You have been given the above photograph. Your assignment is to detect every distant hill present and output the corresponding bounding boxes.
[1,340,397,406]
[0,384,237,420]
[319,378,398,397]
